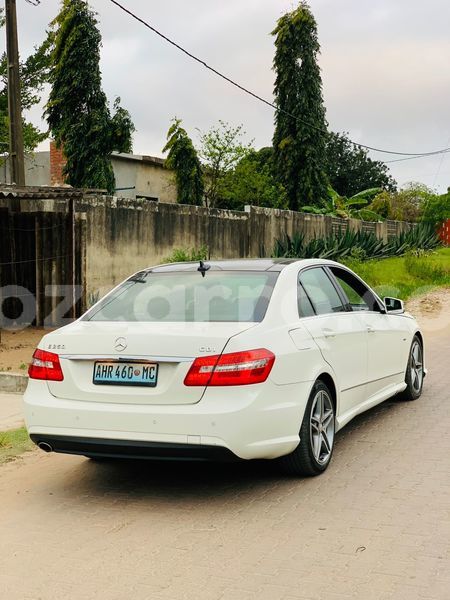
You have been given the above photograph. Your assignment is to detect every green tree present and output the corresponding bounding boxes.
[326,131,397,197]
[46,0,134,193]
[421,187,450,226]
[220,148,287,210]
[369,182,435,222]
[0,8,52,155]
[198,120,252,208]
[163,118,204,205]
[272,2,328,211]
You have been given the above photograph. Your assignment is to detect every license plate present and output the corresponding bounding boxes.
[93,361,158,387]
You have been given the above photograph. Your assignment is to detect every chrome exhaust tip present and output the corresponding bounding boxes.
[37,441,53,453]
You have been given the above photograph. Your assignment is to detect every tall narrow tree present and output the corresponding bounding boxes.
[163,118,204,205]
[46,0,134,193]
[272,2,328,211]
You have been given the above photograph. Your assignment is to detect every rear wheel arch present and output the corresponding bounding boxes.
[316,372,337,415]
[398,333,424,401]
[413,330,426,374]
[414,331,424,352]
[278,377,336,476]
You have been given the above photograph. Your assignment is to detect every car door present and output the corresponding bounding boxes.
[327,266,410,400]
[298,267,368,419]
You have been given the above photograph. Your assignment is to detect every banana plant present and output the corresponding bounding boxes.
[303,187,383,221]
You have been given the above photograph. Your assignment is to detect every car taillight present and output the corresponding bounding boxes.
[28,349,64,382]
[184,348,275,387]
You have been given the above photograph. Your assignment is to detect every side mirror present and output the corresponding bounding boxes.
[384,297,405,314]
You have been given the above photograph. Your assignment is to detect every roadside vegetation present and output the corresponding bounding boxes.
[0,427,34,464]
[164,246,208,264]
[273,223,441,262]
[273,226,450,300]
[344,248,450,301]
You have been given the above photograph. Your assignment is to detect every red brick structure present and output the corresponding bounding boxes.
[438,219,450,246]
[50,141,66,186]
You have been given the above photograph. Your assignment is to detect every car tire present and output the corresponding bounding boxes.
[278,380,335,477]
[397,336,424,401]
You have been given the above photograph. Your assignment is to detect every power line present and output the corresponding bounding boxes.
[432,135,450,187]
[386,150,450,165]
[0,254,70,267]
[109,0,450,159]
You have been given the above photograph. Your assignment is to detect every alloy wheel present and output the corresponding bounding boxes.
[411,340,423,393]
[310,389,335,465]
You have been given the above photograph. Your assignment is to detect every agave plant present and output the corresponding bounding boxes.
[272,223,441,261]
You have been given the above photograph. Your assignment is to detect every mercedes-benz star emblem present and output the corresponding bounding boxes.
[114,337,127,352]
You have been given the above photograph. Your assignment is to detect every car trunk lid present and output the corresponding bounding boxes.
[46,321,255,405]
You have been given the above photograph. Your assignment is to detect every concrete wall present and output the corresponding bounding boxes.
[79,196,413,300]
[0,152,51,186]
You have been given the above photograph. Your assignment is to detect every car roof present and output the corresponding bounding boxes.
[147,258,307,273]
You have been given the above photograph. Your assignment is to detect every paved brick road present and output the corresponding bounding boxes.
[1,328,449,600]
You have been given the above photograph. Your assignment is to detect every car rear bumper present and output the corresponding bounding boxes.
[30,434,239,462]
[24,378,312,461]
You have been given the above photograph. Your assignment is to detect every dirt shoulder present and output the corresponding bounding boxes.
[0,328,50,373]
[406,287,450,337]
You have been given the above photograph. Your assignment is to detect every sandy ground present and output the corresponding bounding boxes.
[406,287,450,336]
[0,327,51,373]
[0,287,448,373]
[0,393,25,431]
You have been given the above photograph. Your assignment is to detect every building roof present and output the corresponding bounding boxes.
[112,153,166,167]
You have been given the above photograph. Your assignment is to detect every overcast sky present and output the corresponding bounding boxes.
[10,0,450,193]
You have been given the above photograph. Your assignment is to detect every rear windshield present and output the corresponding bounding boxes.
[84,271,279,323]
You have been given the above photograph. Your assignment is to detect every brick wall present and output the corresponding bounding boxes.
[438,219,450,246]
[50,141,66,186]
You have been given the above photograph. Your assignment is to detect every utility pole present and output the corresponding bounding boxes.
[5,0,26,187]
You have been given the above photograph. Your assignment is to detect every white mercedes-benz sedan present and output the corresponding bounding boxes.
[24,259,425,476]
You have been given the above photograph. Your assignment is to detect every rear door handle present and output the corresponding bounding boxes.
[322,328,336,339]
[367,326,376,334]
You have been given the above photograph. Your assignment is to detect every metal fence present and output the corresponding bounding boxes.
[0,187,86,328]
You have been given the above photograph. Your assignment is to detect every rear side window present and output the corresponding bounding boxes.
[299,268,345,316]
[84,271,279,323]
[298,282,315,318]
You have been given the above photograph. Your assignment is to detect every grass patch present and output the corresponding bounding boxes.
[342,247,450,301]
[0,427,34,464]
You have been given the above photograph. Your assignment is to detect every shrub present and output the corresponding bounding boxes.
[164,246,208,263]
